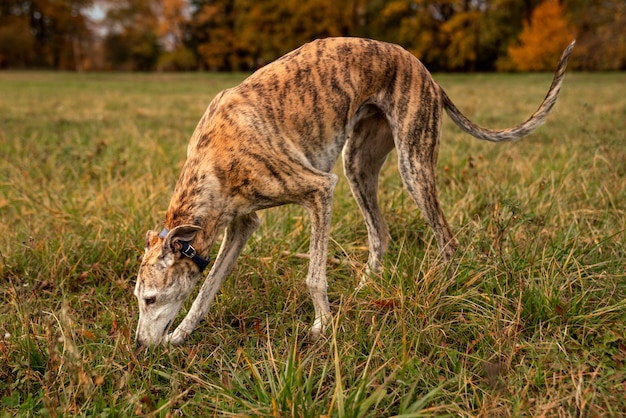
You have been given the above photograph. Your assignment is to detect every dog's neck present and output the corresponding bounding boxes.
[164,163,229,259]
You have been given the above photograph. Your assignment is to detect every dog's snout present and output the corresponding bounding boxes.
[134,318,171,349]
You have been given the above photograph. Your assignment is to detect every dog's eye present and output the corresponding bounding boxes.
[145,297,156,306]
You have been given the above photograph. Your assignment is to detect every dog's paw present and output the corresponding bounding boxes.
[355,273,370,292]
[356,263,380,292]
[164,328,188,346]
[309,313,332,340]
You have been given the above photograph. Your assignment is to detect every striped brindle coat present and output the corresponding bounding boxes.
[134,37,575,347]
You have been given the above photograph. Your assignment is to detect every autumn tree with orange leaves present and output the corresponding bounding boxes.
[508,0,576,71]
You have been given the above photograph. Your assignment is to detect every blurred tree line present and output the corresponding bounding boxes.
[0,0,624,72]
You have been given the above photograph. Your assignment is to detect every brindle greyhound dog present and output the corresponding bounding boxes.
[134,37,575,347]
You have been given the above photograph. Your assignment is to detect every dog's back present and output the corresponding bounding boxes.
[197,38,436,172]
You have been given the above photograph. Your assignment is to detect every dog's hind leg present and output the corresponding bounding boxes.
[394,104,459,265]
[343,109,395,285]
[165,213,260,345]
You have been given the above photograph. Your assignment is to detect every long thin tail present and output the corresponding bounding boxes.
[442,40,575,142]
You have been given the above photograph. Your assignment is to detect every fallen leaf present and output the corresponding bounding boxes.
[370,299,397,310]
[81,329,96,340]
[554,304,565,317]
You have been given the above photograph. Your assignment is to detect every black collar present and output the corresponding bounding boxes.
[159,228,211,272]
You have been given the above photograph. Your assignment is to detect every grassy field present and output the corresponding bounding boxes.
[0,70,624,417]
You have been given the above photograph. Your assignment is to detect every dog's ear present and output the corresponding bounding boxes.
[160,225,202,259]
[144,230,160,249]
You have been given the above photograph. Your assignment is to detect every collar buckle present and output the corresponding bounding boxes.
[180,242,197,259]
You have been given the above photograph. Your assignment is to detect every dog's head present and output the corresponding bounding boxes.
[134,225,204,347]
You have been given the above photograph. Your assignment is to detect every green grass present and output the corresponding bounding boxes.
[1,70,624,417]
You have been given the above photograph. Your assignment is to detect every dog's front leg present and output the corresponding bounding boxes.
[302,173,338,339]
[165,213,260,345]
